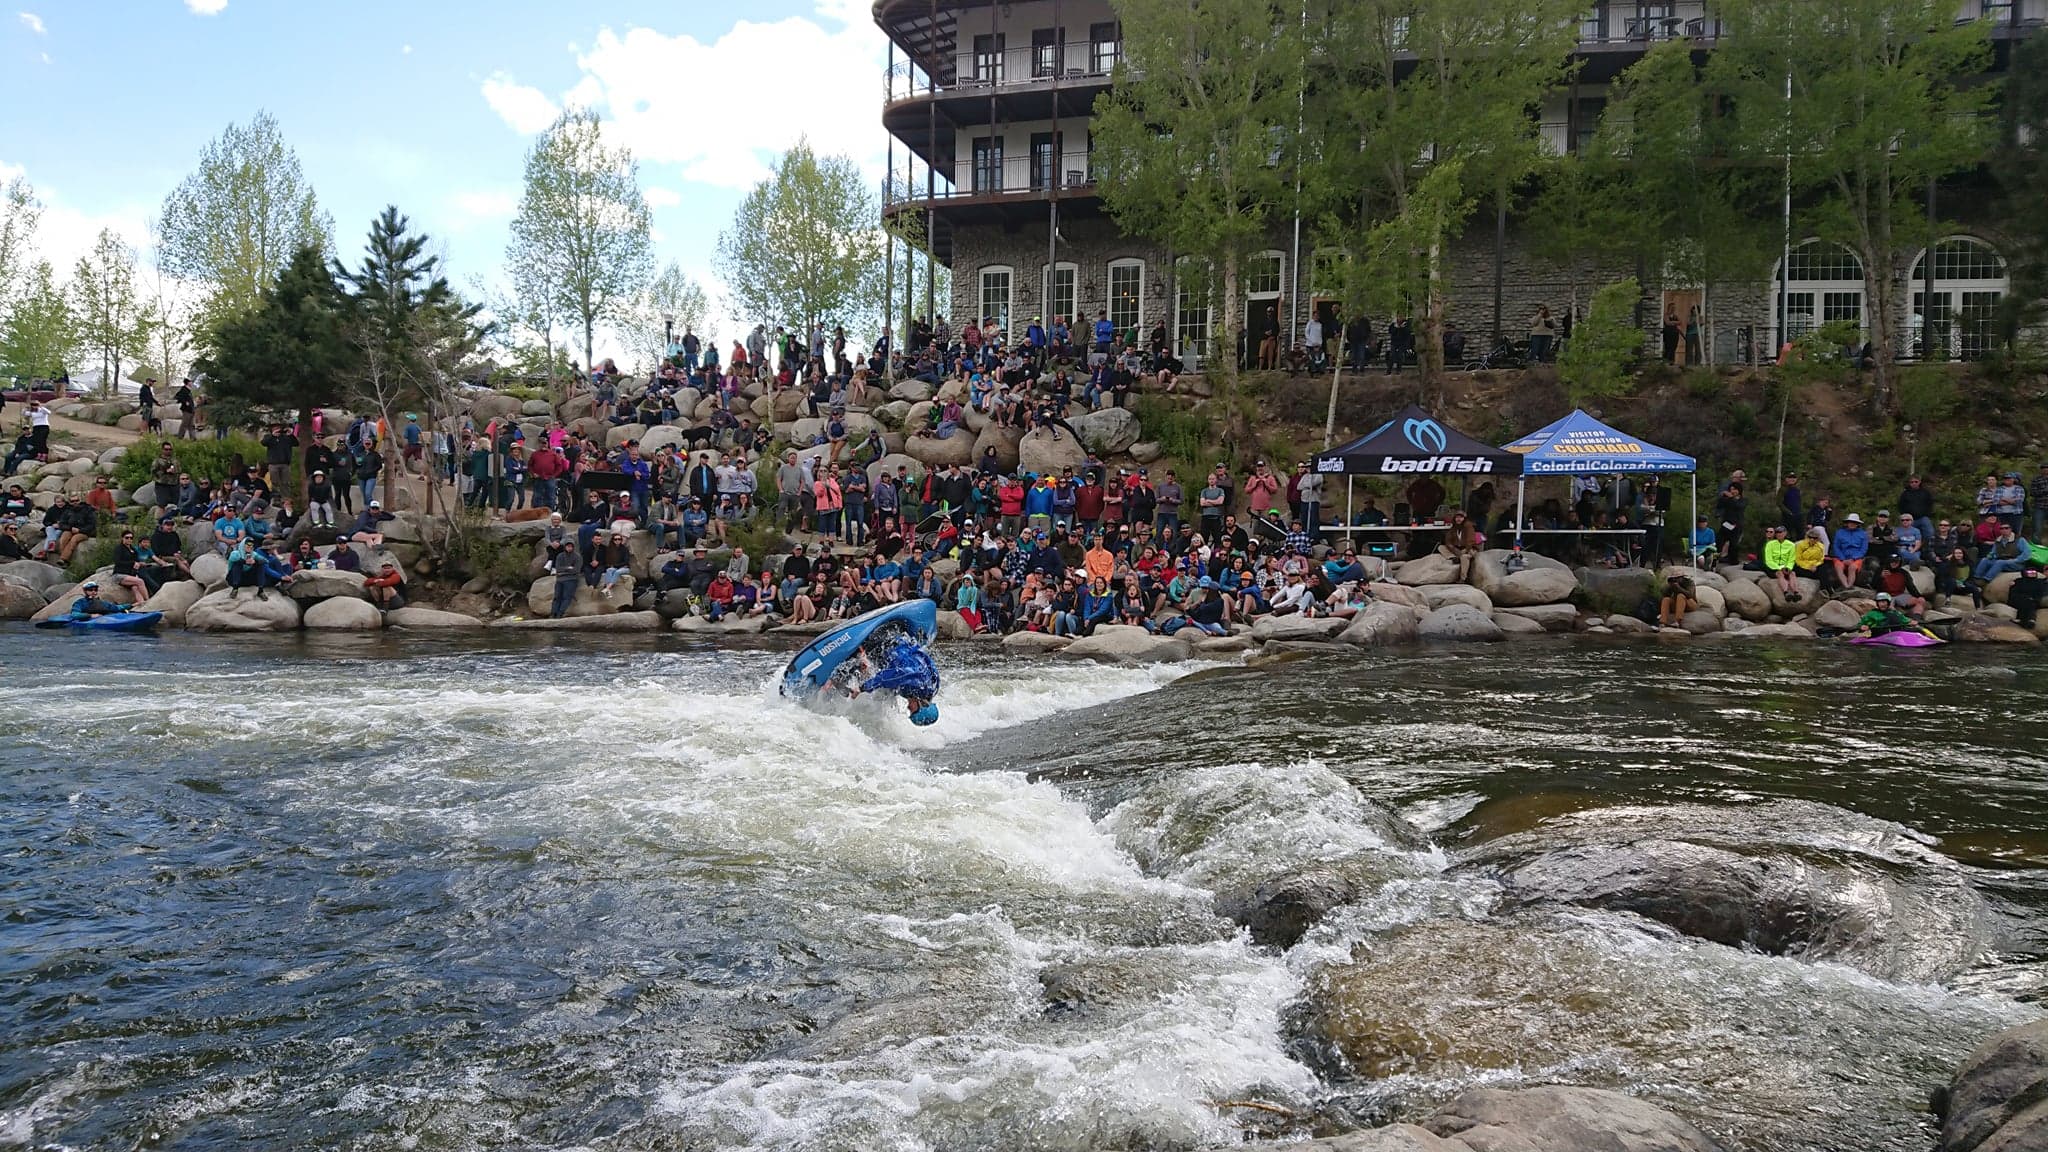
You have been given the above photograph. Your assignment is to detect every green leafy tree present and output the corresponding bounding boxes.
[1093,0,1307,442]
[71,228,154,394]
[336,206,486,511]
[0,261,77,382]
[194,243,350,436]
[626,261,710,372]
[1310,0,1580,395]
[1708,0,1994,407]
[1993,34,2048,352]
[715,139,882,338]
[157,111,333,341]
[507,108,653,374]
[1559,277,1644,403]
[0,174,41,315]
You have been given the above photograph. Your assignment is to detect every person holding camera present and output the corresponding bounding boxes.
[1658,570,1697,629]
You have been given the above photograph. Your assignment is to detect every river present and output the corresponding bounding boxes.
[1,631,2043,1151]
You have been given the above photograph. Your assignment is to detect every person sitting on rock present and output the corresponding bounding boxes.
[1830,513,1871,589]
[1872,556,1925,618]
[349,500,394,548]
[2009,565,2046,631]
[1762,525,1801,602]
[365,562,406,611]
[1658,570,1696,628]
[1436,510,1483,583]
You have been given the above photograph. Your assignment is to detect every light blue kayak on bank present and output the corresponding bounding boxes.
[780,599,938,697]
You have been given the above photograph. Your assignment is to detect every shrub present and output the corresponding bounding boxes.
[1133,396,1210,461]
[115,434,268,495]
[1559,277,1644,404]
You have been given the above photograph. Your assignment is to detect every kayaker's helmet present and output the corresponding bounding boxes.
[909,700,939,726]
[81,580,98,591]
[1876,592,1892,604]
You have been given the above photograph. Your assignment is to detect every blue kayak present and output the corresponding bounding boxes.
[35,610,164,633]
[780,599,938,697]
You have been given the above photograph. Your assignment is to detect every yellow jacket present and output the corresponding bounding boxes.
[1794,537,1827,571]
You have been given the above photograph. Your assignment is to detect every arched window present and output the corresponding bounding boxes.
[1908,237,2008,361]
[1041,262,1078,328]
[978,265,1014,335]
[1771,241,1864,343]
[1107,258,1145,339]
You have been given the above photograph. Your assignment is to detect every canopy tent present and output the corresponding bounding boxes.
[1502,409,1699,554]
[1314,405,1525,478]
[1313,406,1521,535]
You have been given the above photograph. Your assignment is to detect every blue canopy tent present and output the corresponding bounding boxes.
[1503,410,1698,557]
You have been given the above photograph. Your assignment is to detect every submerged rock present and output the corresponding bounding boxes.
[1422,1085,1722,1152]
[1459,800,1997,982]
[1418,604,1503,642]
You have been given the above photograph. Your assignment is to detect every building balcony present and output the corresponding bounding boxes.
[885,43,1120,104]
[883,152,1100,264]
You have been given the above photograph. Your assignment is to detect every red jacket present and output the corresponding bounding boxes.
[1074,482,1105,520]
[529,448,568,480]
[999,481,1026,516]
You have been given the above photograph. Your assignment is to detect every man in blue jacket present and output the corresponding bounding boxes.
[847,636,940,725]
[1831,512,1870,590]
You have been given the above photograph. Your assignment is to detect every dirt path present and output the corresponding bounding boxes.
[40,412,142,453]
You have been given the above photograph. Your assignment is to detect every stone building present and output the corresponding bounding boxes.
[875,0,2043,368]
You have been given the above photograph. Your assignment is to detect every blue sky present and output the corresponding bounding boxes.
[3,0,893,346]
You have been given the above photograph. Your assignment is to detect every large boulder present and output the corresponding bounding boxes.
[1418,603,1503,642]
[1003,631,1073,653]
[0,558,67,595]
[888,380,934,403]
[1734,622,1817,641]
[771,388,807,422]
[525,574,635,618]
[1017,428,1087,477]
[1956,613,2041,645]
[1070,406,1141,454]
[1423,1086,1723,1152]
[1394,552,1464,586]
[872,400,912,430]
[1720,577,1772,622]
[491,610,663,632]
[468,392,523,421]
[1421,584,1493,613]
[1472,549,1575,606]
[604,422,647,450]
[283,569,369,602]
[185,588,303,632]
[1061,624,1192,663]
[1762,574,1822,616]
[1339,600,1420,648]
[1497,603,1578,632]
[190,552,229,588]
[134,580,205,626]
[0,581,43,618]
[1212,868,1366,950]
[1690,582,1727,621]
[638,425,688,455]
[902,430,976,469]
[1812,599,1864,631]
[520,397,552,417]
[971,423,1023,472]
[1938,1020,2048,1152]
[866,453,927,491]
[1250,614,1348,642]
[672,614,773,634]
[1491,610,1546,636]
[303,597,383,630]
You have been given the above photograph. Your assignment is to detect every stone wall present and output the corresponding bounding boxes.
[942,199,2015,365]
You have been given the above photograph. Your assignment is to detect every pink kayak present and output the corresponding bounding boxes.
[1848,630,1945,648]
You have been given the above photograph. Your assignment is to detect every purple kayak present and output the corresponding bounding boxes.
[1848,630,1945,648]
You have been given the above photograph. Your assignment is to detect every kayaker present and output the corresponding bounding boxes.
[1855,593,1917,638]
[68,580,121,617]
[846,635,940,726]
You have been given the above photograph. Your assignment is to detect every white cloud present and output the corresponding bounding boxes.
[480,71,561,135]
[0,159,159,279]
[484,2,889,192]
[18,11,44,34]
[451,189,518,222]
[642,186,681,209]
[184,0,227,14]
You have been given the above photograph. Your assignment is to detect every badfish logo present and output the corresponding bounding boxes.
[1403,418,1448,455]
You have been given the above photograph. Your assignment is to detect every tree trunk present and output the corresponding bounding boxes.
[1221,251,1247,455]
[583,316,595,377]
[1421,222,1447,410]
[1865,254,1896,414]
[1323,360,1343,449]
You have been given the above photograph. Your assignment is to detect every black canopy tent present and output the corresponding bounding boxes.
[1312,406,1524,531]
